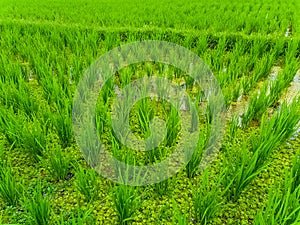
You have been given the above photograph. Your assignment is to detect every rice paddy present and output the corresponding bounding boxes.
[0,0,299,224]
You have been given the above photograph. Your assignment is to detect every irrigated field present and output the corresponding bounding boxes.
[0,0,299,224]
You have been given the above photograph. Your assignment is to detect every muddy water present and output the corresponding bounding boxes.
[226,65,299,131]
[279,69,300,104]
[227,66,282,126]
[279,69,300,139]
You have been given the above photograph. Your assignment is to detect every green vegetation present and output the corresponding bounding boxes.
[24,182,51,225]
[0,0,300,224]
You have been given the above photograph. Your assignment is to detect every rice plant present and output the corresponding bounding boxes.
[75,167,100,202]
[0,106,22,147]
[190,99,199,133]
[250,53,275,84]
[0,106,48,160]
[251,100,300,165]
[165,106,180,147]
[221,141,265,201]
[254,178,300,225]
[21,117,48,161]
[145,146,163,164]
[228,115,239,141]
[56,207,95,225]
[74,107,102,167]
[185,122,209,178]
[95,102,109,136]
[193,169,223,224]
[0,163,22,206]
[136,98,154,138]
[290,153,300,195]
[185,138,205,179]
[241,83,271,126]
[25,182,51,225]
[100,77,115,105]
[0,142,4,161]
[49,102,74,148]
[153,178,170,197]
[1,3,300,224]
[112,184,140,225]
[223,99,300,202]
[48,146,72,181]
[119,67,133,88]
[0,79,39,118]
[231,82,242,102]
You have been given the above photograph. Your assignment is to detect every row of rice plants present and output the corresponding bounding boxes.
[1,0,298,36]
[0,22,299,224]
[221,98,300,202]
[254,153,300,224]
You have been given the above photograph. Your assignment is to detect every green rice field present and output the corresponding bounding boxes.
[0,0,299,224]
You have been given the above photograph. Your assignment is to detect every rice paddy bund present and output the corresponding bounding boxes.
[0,0,300,224]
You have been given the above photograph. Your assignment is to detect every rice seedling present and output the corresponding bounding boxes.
[136,98,154,138]
[223,99,299,201]
[49,102,74,148]
[0,79,39,118]
[24,182,51,225]
[0,162,23,206]
[252,53,276,83]
[100,77,115,105]
[290,153,300,195]
[37,70,66,106]
[227,115,239,141]
[153,178,170,197]
[48,146,72,181]
[230,82,242,102]
[0,106,22,147]
[119,67,133,88]
[185,134,206,178]
[95,103,108,136]
[196,35,208,55]
[56,207,95,225]
[210,36,227,72]
[0,142,4,161]
[243,57,299,127]
[74,115,102,167]
[205,92,224,125]
[21,117,48,160]
[165,106,181,147]
[254,176,300,225]
[192,169,223,224]
[251,100,300,164]
[241,84,270,126]
[0,106,47,161]
[190,99,199,133]
[184,75,195,90]
[75,167,100,202]
[145,146,163,164]
[112,184,140,225]
[221,141,265,202]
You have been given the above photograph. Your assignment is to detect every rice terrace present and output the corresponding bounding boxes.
[0,0,300,224]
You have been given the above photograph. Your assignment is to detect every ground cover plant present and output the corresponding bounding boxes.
[0,0,300,224]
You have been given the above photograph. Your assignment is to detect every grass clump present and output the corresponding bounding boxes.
[75,167,100,202]
[48,146,72,181]
[0,162,23,206]
[24,182,51,225]
[193,169,223,224]
[254,155,300,225]
[112,184,140,225]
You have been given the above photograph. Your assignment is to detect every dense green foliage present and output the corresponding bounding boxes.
[0,0,299,224]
